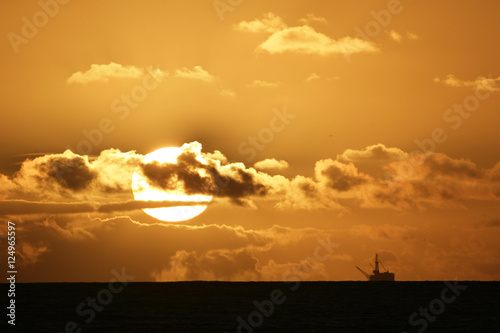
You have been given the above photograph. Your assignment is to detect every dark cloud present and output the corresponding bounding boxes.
[475,218,500,229]
[486,218,500,228]
[1,149,144,201]
[372,188,413,209]
[0,199,209,216]
[298,178,317,198]
[141,151,214,196]
[32,154,96,191]
[139,149,269,205]
[423,154,482,179]
[153,249,260,281]
[210,166,268,204]
[97,200,210,213]
[319,161,369,192]
[0,200,95,216]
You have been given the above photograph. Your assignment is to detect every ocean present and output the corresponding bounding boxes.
[4,281,499,332]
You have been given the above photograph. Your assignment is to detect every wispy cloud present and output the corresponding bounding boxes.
[0,199,210,216]
[298,13,328,25]
[247,80,281,88]
[67,62,165,84]
[218,87,236,97]
[386,30,420,43]
[388,30,402,42]
[406,31,420,40]
[304,73,340,83]
[434,74,500,91]
[174,66,216,82]
[305,73,321,82]
[233,12,286,33]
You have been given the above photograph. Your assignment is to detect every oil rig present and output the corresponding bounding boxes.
[356,253,395,281]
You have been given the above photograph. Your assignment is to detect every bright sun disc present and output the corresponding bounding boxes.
[132,147,212,222]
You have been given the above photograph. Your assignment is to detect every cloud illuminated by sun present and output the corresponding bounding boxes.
[132,147,212,222]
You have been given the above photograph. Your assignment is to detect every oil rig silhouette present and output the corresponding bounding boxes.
[356,253,395,281]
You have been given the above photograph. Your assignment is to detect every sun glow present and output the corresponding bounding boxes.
[132,147,213,222]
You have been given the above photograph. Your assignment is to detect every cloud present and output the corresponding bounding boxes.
[279,148,500,211]
[0,200,95,216]
[377,250,399,264]
[422,153,482,179]
[277,175,345,211]
[234,13,377,57]
[298,13,328,25]
[149,226,342,281]
[475,218,500,229]
[137,143,500,212]
[233,12,287,33]
[36,216,100,240]
[0,143,275,213]
[247,80,281,88]
[9,214,345,281]
[152,249,260,281]
[67,62,160,84]
[375,152,499,209]
[386,30,419,43]
[218,87,236,97]
[67,62,223,87]
[406,31,420,40]
[0,199,210,216]
[388,30,402,42]
[91,148,144,193]
[4,149,143,201]
[434,74,500,91]
[254,158,289,171]
[489,162,500,182]
[13,150,96,196]
[486,218,500,228]
[2,142,499,217]
[257,25,378,56]
[174,66,216,82]
[305,73,339,83]
[351,224,416,241]
[138,142,270,206]
[17,242,50,265]
[338,144,408,162]
[305,73,320,82]
[316,160,372,192]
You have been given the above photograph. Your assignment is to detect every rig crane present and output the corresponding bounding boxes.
[356,266,371,280]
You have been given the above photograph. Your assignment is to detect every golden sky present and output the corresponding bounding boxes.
[1,0,500,282]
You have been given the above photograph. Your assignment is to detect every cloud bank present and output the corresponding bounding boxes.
[1,142,499,218]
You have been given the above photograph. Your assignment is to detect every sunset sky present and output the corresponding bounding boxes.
[1,0,499,282]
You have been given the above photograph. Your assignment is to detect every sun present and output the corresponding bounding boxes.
[132,147,213,222]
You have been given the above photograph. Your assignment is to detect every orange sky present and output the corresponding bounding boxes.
[1,0,499,282]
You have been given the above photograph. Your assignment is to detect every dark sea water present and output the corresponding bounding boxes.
[3,282,499,333]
